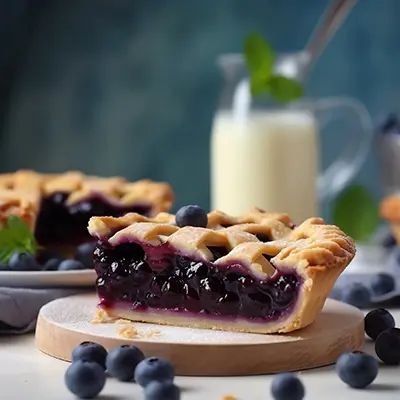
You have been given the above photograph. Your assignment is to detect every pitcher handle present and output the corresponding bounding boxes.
[309,96,373,202]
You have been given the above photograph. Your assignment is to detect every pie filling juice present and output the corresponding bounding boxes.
[94,239,301,322]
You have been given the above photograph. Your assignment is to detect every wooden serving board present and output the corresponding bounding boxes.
[35,294,364,376]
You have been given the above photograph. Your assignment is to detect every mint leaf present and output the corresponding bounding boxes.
[250,74,269,97]
[0,216,37,263]
[333,185,379,241]
[269,75,303,102]
[244,33,275,81]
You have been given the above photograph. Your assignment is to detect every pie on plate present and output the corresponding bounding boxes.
[0,170,173,249]
[88,207,356,334]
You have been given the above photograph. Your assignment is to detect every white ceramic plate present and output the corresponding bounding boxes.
[0,269,96,288]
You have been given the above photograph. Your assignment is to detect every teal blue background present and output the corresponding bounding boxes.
[0,0,395,218]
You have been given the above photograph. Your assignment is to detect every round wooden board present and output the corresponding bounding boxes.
[35,294,364,376]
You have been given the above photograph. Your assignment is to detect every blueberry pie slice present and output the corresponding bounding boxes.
[88,207,355,334]
[0,170,173,248]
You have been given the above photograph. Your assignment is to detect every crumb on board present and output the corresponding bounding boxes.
[118,325,140,338]
[90,309,116,324]
[221,396,238,400]
[117,324,162,339]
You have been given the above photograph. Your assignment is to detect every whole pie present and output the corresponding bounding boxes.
[380,195,400,244]
[0,170,173,248]
[88,207,355,334]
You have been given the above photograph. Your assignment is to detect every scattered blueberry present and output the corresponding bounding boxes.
[144,381,180,400]
[134,357,175,387]
[375,328,400,365]
[328,285,342,301]
[105,345,145,381]
[370,273,395,296]
[64,360,106,399]
[365,309,396,340]
[75,242,95,269]
[0,262,9,271]
[335,351,379,389]
[58,259,86,271]
[175,205,208,228]
[379,113,400,135]
[43,258,63,271]
[270,372,305,400]
[9,251,40,271]
[341,282,371,308]
[72,342,108,369]
[382,234,396,249]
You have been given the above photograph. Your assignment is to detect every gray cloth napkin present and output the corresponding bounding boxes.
[0,287,87,334]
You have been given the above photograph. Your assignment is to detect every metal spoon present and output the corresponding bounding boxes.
[275,0,359,81]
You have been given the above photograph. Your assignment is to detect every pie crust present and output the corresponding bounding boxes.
[0,170,173,242]
[380,195,400,243]
[89,208,356,334]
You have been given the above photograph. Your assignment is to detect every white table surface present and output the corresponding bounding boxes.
[1,310,400,400]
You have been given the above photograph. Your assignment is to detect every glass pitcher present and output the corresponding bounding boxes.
[210,53,373,224]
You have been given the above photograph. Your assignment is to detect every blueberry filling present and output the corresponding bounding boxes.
[94,241,301,321]
[34,192,151,246]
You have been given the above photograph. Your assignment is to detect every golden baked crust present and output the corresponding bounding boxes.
[89,208,356,334]
[0,170,173,231]
[379,195,400,243]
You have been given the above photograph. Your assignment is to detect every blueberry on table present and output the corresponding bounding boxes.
[364,309,395,340]
[335,351,378,389]
[175,205,208,228]
[72,342,108,369]
[43,258,63,271]
[144,381,181,400]
[0,262,10,271]
[58,259,86,271]
[9,251,40,271]
[75,242,95,269]
[375,328,400,365]
[370,273,395,296]
[134,357,175,387]
[105,345,145,381]
[341,282,371,308]
[64,360,106,398]
[270,372,305,400]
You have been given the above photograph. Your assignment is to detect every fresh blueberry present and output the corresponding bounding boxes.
[58,259,86,271]
[365,309,396,340]
[341,282,371,308]
[335,351,379,389]
[175,205,208,228]
[375,328,400,365]
[64,360,106,398]
[370,273,395,296]
[43,258,63,271]
[144,381,180,400]
[105,345,145,381]
[72,341,108,369]
[0,262,10,271]
[75,242,95,269]
[9,251,40,271]
[134,357,175,387]
[270,372,305,400]
[328,285,342,301]
[382,234,396,248]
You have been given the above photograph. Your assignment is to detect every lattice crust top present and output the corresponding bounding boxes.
[88,208,356,279]
[0,170,174,229]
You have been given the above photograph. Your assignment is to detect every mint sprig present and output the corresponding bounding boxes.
[333,185,379,242]
[244,32,304,102]
[0,215,37,263]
